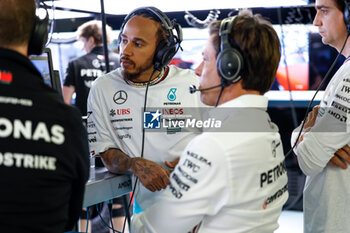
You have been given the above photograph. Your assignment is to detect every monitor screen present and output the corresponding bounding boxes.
[30,48,54,88]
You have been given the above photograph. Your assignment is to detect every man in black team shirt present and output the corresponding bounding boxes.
[63,20,120,117]
[0,0,89,232]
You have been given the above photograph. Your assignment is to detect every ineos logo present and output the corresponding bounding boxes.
[113,91,128,105]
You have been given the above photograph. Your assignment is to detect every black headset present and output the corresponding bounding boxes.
[28,0,49,55]
[118,6,183,71]
[217,16,244,86]
[344,0,350,33]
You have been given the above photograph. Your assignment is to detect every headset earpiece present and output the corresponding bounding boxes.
[28,2,49,55]
[344,0,350,33]
[118,6,182,71]
[217,17,244,86]
[153,39,175,71]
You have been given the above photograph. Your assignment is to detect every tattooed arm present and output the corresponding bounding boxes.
[100,148,171,192]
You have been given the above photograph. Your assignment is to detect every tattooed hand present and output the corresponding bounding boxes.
[131,157,171,192]
[100,149,171,192]
[165,157,180,171]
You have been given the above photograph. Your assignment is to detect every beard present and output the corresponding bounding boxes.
[122,70,141,81]
[122,59,154,82]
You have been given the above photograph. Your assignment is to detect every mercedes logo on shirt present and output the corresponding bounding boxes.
[113,90,128,105]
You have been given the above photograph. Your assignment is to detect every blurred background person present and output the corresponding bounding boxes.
[63,20,120,117]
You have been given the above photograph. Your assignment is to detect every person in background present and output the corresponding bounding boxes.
[0,0,89,232]
[291,0,350,232]
[63,20,120,117]
[131,10,288,233]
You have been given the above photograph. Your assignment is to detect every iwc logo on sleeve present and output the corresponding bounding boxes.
[113,90,128,105]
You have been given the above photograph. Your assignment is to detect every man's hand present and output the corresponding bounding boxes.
[329,145,350,169]
[304,105,320,129]
[298,105,320,145]
[100,148,171,192]
[165,157,180,171]
[131,157,170,192]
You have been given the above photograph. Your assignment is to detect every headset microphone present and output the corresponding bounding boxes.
[189,84,223,94]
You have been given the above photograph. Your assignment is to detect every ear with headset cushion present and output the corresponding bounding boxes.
[147,7,181,71]
[217,46,244,86]
[28,7,49,55]
[216,17,244,86]
[153,35,177,71]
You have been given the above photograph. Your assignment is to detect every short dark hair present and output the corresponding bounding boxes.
[334,0,346,12]
[77,20,113,45]
[0,0,36,47]
[128,11,169,44]
[209,10,281,94]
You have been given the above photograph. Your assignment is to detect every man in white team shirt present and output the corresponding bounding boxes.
[291,0,350,232]
[87,7,203,212]
[131,10,288,233]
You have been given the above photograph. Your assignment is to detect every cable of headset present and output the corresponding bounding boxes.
[109,200,116,233]
[215,85,225,107]
[85,207,89,233]
[85,203,120,233]
[96,203,122,233]
[119,68,158,233]
[284,31,350,159]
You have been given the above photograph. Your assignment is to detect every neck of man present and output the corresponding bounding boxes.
[2,44,28,57]
[341,40,350,58]
[217,81,260,106]
[133,68,161,83]
[337,31,350,58]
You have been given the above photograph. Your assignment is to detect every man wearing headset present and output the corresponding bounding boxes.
[291,0,350,232]
[87,7,202,213]
[131,10,288,233]
[0,0,89,232]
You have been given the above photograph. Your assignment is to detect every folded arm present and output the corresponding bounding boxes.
[100,148,171,192]
[293,104,350,176]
